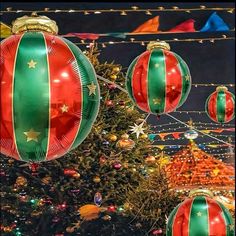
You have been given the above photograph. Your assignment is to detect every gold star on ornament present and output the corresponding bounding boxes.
[185,75,190,81]
[229,224,234,231]
[197,211,202,217]
[27,59,37,68]
[87,82,97,96]
[129,122,146,139]
[153,98,161,105]
[23,128,41,142]
[155,63,160,68]
[60,104,69,113]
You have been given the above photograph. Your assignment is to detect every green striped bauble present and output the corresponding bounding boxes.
[205,86,235,123]
[0,31,100,162]
[166,190,234,236]
[126,41,191,115]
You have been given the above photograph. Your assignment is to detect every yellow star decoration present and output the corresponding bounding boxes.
[87,82,97,96]
[197,211,202,217]
[185,75,190,81]
[27,59,37,69]
[23,128,41,142]
[153,98,161,105]
[60,104,69,113]
[212,168,220,176]
[154,63,160,68]
[229,224,234,231]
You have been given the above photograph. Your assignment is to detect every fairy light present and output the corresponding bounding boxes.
[120,11,127,15]
[75,36,235,46]
[1,6,234,14]
[145,10,152,15]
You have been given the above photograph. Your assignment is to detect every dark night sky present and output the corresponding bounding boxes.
[1,2,235,159]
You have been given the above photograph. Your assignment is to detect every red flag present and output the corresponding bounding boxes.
[172,132,181,139]
[168,19,196,32]
[132,16,160,33]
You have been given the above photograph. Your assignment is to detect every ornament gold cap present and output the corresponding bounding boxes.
[147,41,170,51]
[12,12,58,35]
[216,86,228,92]
[189,189,214,198]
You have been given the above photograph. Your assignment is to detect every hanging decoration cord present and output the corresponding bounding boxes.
[96,74,235,147]
[166,113,234,147]
[78,36,235,46]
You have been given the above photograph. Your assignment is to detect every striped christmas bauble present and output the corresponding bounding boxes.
[126,41,191,115]
[166,190,234,236]
[205,86,235,123]
[0,32,100,162]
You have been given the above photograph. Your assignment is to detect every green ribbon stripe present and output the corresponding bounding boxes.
[13,32,49,162]
[148,49,166,114]
[217,91,226,122]
[189,196,209,236]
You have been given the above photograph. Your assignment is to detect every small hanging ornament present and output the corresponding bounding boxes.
[116,134,135,150]
[205,86,235,123]
[15,176,27,187]
[113,162,122,170]
[93,176,101,183]
[108,134,118,142]
[129,122,146,139]
[94,192,102,206]
[126,41,191,115]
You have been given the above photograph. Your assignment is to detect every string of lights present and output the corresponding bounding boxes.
[78,36,235,47]
[150,121,234,127]
[151,126,234,132]
[1,6,234,14]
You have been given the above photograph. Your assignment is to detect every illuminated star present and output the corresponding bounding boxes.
[212,168,220,176]
[197,211,202,217]
[60,104,69,113]
[27,59,37,68]
[229,224,234,231]
[87,82,97,96]
[129,122,146,139]
[153,98,161,105]
[23,128,41,142]
[155,63,160,68]
[185,75,190,81]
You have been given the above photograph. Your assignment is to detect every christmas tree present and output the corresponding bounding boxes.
[0,44,175,235]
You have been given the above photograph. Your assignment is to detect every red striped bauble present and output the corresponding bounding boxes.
[205,86,235,123]
[166,189,234,236]
[0,15,100,162]
[126,41,191,115]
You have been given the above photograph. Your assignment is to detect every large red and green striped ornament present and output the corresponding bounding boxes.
[166,189,234,236]
[126,41,191,115]
[205,86,235,123]
[0,14,100,162]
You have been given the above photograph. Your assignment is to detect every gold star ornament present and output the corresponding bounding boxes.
[27,59,37,68]
[185,75,190,81]
[229,224,234,231]
[60,104,69,113]
[153,98,161,105]
[23,128,41,142]
[196,211,202,217]
[87,82,97,96]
